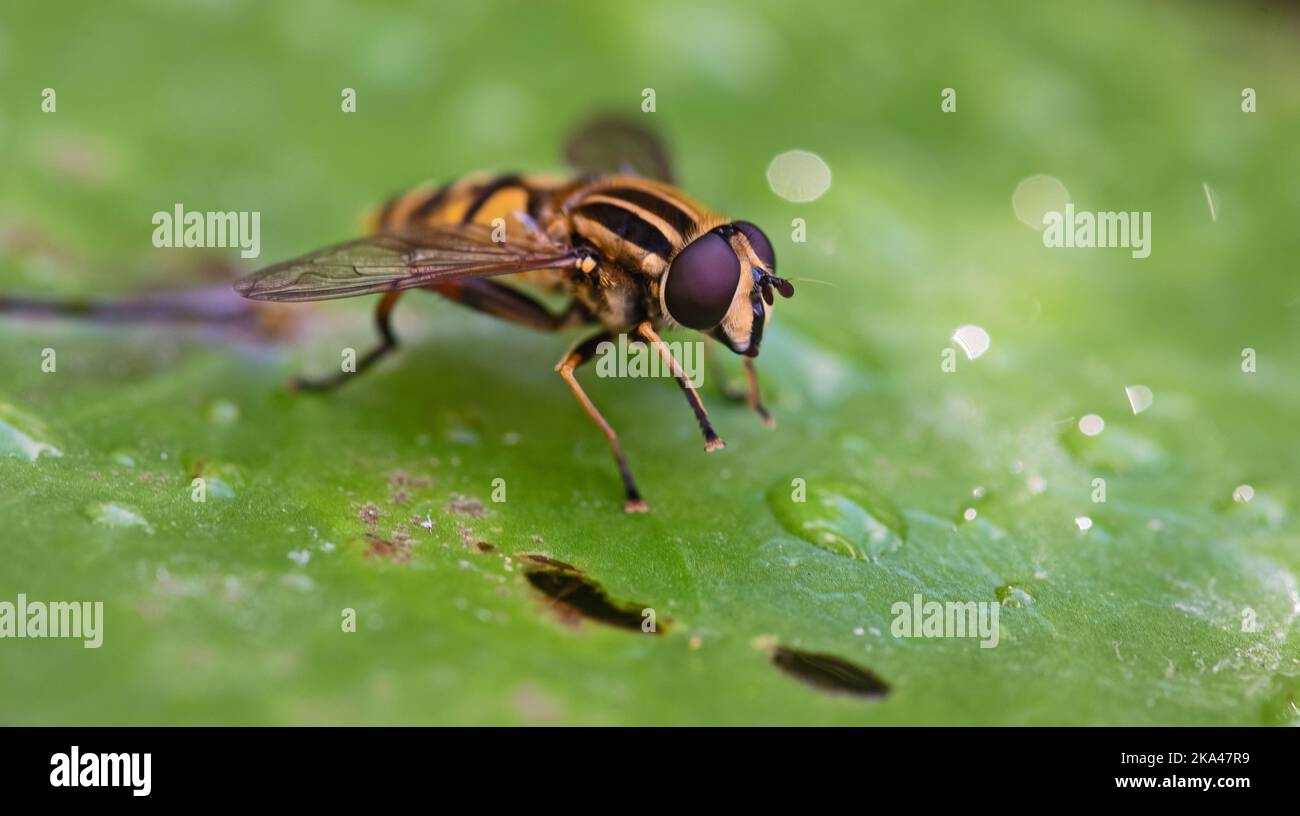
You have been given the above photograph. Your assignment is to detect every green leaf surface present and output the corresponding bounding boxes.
[1,0,1298,725]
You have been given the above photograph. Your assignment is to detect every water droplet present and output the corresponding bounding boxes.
[962,507,978,522]
[1219,485,1284,526]
[206,399,240,426]
[1026,474,1047,495]
[288,549,310,566]
[767,478,906,561]
[447,427,480,445]
[84,502,153,534]
[1078,414,1105,436]
[186,458,246,499]
[1074,516,1093,532]
[1124,385,1153,415]
[111,450,137,467]
[766,150,832,202]
[1012,174,1071,230]
[0,403,63,461]
[996,584,1036,608]
[951,325,990,360]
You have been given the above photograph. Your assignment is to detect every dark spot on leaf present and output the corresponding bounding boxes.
[355,503,381,527]
[365,532,410,563]
[770,646,890,699]
[389,470,432,489]
[444,494,488,518]
[519,557,662,635]
[474,540,496,553]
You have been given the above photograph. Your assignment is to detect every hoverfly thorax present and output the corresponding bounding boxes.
[660,220,793,357]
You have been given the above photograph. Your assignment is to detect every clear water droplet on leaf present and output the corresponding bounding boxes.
[996,584,1036,608]
[0,403,63,461]
[84,502,153,534]
[768,478,906,561]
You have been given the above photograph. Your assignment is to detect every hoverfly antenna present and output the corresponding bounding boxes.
[757,273,795,305]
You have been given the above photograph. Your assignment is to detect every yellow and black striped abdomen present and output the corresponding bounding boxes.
[369,173,569,231]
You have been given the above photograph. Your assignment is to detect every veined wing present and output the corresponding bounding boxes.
[233,223,580,303]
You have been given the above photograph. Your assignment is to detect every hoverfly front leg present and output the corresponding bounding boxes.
[291,290,403,392]
[556,332,649,513]
[635,321,724,452]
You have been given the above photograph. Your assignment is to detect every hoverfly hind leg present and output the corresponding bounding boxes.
[556,332,649,513]
[290,290,402,393]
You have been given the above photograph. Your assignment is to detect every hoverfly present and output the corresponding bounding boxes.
[234,118,795,512]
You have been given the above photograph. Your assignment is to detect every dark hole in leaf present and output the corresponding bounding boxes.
[521,564,663,635]
[770,646,890,699]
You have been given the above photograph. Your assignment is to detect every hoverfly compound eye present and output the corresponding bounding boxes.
[663,232,742,330]
[734,221,775,271]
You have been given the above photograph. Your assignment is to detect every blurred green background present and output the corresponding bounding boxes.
[1,0,1298,724]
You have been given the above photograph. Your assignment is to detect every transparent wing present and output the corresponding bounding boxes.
[233,224,579,303]
[563,116,675,184]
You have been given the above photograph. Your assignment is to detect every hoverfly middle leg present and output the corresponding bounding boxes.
[290,290,403,392]
[635,321,724,452]
[556,331,649,513]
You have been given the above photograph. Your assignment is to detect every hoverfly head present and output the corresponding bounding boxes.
[659,220,789,358]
